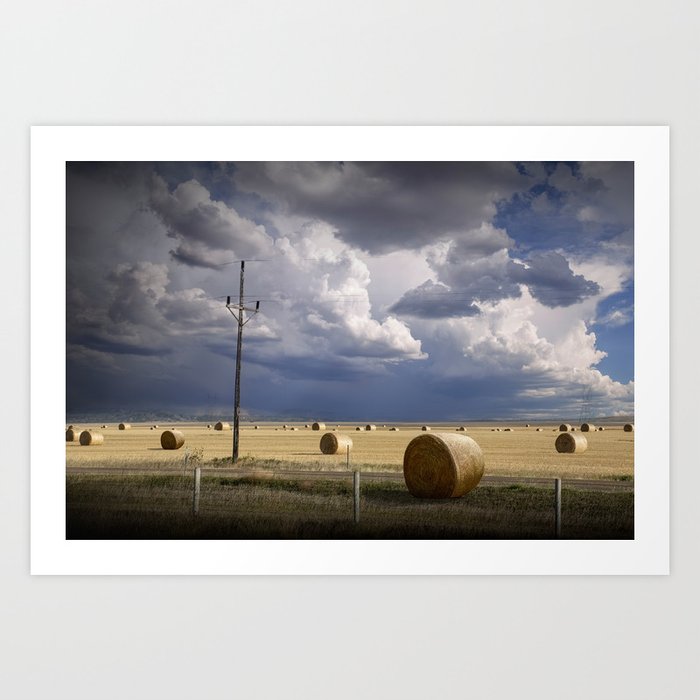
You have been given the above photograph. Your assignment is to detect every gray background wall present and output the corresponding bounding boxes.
[2,2,696,698]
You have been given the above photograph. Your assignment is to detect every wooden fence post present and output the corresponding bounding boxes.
[554,477,561,538]
[193,466,201,516]
[353,469,360,524]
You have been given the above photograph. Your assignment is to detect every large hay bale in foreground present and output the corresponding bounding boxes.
[365,424,376,431]
[404,432,484,499]
[312,422,325,431]
[559,423,572,432]
[580,423,595,432]
[118,423,131,430]
[555,432,588,454]
[65,428,80,441]
[79,430,104,446]
[214,421,230,431]
[319,432,353,455]
[624,423,634,432]
[161,429,185,450]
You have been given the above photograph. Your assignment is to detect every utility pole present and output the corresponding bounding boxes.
[226,261,260,463]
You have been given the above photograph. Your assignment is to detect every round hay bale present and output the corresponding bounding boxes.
[580,423,595,432]
[525,423,530,427]
[403,432,484,498]
[254,426,259,430]
[421,426,431,431]
[118,423,131,430]
[536,428,543,432]
[504,428,513,432]
[291,427,299,431]
[624,423,634,432]
[65,428,80,441]
[496,428,501,432]
[559,423,572,432]
[555,432,588,454]
[161,429,185,450]
[356,426,362,431]
[457,426,467,431]
[312,422,325,431]
[79,430,104,446]
[365,424,377,431]
[150,426,154,430]
[101,424,108,428]
[598,426,605,431]
[214,421,230,431]
[207,424,212,428]
[67,425,75,429]
[319,432,353,455]
[283,424,288,430]
[390,427,399,431]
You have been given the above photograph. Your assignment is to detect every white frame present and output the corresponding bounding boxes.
[30,126,669,575]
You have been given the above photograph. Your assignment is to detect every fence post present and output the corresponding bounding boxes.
[353,469,360,524]
[193,466,201,516]
[554,477,561,538]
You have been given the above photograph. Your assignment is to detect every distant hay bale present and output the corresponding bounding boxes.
[504,428,513,432]
[152,424,159,428]
[65,428,80,441]
[207,424,212,428]
[161,429,185,450]
[496,428,501,432]
[598,426,605,431]
[101,424,107,428]
[150,427,154,430]
[79,430,104,446]
[382,424,387,428]
[555,433,588,454]
[67,425,75,429]
[559,423,572,432]
[304,424,310,428]
[390,427,399,431]
[457,426,467,431]
[291,427,299,431]
[254,426,259,430]
[214,422,230,431]
[536,428,543,432]
[312,422,325,431]
[421,426,431,431]
[624,423,634,432]
[118,423,131,430]
[319,432,353,455]
[525,423,530,427]
[365,424,377,431]
[356,427,362,431]
[283,424,288,430]
[580,423,595,432]
[403,432,484,499]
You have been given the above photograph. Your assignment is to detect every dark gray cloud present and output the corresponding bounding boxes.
[509,252,601,307]
[233,161,525,254]
[390,280,481,319]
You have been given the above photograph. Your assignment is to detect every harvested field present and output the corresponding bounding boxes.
[65,421,634,480]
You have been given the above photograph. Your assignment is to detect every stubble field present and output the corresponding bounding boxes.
[66,421,634,480]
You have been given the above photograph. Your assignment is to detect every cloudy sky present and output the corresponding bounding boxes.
[66,161,634,420]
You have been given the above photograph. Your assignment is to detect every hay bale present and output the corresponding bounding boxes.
[118,423,131,430]
[161,429,185,450]
[536,428,543,432]
[598,426,605,431]
[555,433,588,454]
[421,426,431,431]
[79,430,104,446]
[559,423,572,432]
[150,427,154,430]
[365,424,377,431]
[356,427,362,431]
[291,427,299,431]
[319,432,353,455]
[580,423,595,432]
[403,432,484,498]
[525,423,530,427]
[624,423,634,432]
[254,426,259,430]
[496,428,501,432]
[312,422,325,431]
[305,424,310,428]
[457,426,467,431]
[214,421,230,431]
[65,428,80,441]
[152,424,159,428]
[504,428,512,432]
[101,424,108,428]
[389,427,399,431]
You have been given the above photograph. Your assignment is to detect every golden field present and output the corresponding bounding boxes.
[66,422,634,480]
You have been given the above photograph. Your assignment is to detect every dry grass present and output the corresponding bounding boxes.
[66,471,634,540]
[65,421,634,480]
